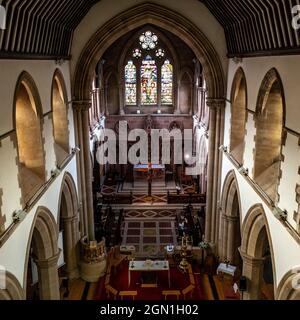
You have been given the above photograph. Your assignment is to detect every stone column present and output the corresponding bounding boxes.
[61,215,80,279]
[35,253,60,300]
[119,81,125,115]
[73,106,87,237]
[219,213,228,261]
[198,87,206,120]
[175,80,181,114]
[104,85,109,116]
[73,102,95,241]
[205,99,225,252]
[226,215,239,263]
[240,250,265,300]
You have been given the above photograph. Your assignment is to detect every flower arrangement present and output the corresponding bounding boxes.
[199,241,210,249]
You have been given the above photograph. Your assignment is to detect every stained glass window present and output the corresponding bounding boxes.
[141,56,157,105]
[139,31,158,50]
[161,60,173,105]
[125,61,137,105]
[133,48,142,59]
[155,48,165,58]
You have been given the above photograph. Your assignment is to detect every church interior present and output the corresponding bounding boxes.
[0,0,300,301]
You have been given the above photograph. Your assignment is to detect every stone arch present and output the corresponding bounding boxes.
[230,68,247,165]
[57,172,80,280]
[0,271,25,300]
[277,270,300,300]
[240,204,276,300]
[14,71,46,207]
[52,69,70,166]
[179,69,193,114]
[219,170,242,265]
[253,69,285,203]
[73,3,225,103]
[105,71,119,115]
[23,206,60,300]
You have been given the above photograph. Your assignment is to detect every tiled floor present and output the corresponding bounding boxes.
[122,219,178,257]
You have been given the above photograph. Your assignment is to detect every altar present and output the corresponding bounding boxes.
[128,260,170,288]
[133,164,165,187]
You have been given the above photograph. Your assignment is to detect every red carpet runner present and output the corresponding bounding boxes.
[94,262,206,300]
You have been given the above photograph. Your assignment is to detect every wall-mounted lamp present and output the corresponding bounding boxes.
[272,207,288,221]
[55,58,65,66]
[219,145,228,153]
[72,147,80,154]
[238,166,248,176]
[51,168,61,178]
[12,210,27,223]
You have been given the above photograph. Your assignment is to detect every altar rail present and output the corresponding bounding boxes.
[102,192,133,205]
[167,192,206,204]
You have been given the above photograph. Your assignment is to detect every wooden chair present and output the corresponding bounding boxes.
[105,285,118,300]
[119,291,138,300]
[107,246,127,273]
[105,274,110,286]
[189,274,196,285]
[182,285,195,300]
[162,290,181,300]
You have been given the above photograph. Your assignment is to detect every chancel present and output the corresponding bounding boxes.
[1,0,300,302]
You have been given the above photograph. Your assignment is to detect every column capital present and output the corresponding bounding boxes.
[198,87,207,93]
[61,214,78,224]
[206,98,226,109]
[239,249,265,266]
[72,100,92,111]
[34,251,60,269]
[223,214,239,223]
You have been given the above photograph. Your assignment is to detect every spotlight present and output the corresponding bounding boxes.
[12,210,26,222]
[51,168,61,177]
[219,145,228,153]
[72,147,80,154]
[272,207,288,221]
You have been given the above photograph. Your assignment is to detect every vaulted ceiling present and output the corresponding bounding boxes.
[202,0,300,57]
[0,0,299,59]
[0,0,99,58]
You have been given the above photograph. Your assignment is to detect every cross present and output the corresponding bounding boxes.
[147,163,153,198]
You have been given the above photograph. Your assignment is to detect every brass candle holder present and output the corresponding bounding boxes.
[179,233,189,272]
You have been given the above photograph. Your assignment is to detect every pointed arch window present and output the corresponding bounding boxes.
[161,60,173,105]
[141,55,157,105]
[125,60,137,105]
[124,30,174,107]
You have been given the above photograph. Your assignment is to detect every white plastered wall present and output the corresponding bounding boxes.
[0,60,78,288]
[222,56,300,289]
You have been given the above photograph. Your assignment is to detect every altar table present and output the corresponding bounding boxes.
[128,260,170,288]
[133,164,165,187]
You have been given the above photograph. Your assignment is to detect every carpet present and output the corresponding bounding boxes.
[94,262,206,301]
